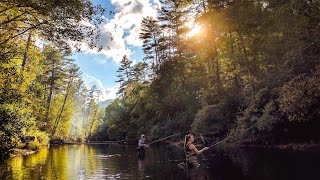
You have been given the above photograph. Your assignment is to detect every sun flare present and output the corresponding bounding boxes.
[186,24,202,38]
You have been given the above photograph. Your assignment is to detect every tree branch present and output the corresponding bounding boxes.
[0,11,29,26]
[0,22,46,45]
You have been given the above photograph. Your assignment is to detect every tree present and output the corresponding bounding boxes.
[103,0,320,146]
[87,90,101,140]
[0,0,109,154]
[139,16,161,75]
[41,46,69,128]
[132,62,147,82]
[84,85,98,138]
[52,63,80,137]
[116,55,134,97]
[0,0,105,50]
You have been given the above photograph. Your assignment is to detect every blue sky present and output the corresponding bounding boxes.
[72,0,160,101]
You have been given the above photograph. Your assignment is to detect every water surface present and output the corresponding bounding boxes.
[1,144,320,179]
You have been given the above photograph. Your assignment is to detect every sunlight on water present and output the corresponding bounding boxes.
[0,144,184,179]
[1,144,320,179]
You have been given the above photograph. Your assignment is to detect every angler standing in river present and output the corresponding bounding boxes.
[183,133,210,179]
[184,133,209,168]
[137,134,148,157]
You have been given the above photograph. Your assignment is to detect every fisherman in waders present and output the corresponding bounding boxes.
[137,134,148,158]
[184,133,209,168]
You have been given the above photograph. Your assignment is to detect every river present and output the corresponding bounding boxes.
[1,144,320,179]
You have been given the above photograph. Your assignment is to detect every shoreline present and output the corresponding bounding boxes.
[6,141,320,159]
[166,139,320,152]
[238,143,320,151]
[10,149,38,157]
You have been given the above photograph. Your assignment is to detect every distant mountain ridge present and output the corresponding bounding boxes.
[99,99,114,108]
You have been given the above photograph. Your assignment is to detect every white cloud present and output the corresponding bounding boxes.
[104,84,120,100]
[125,25,143,46]
[82,74,119,101]
[73,0,161,63]
[111,0,160,46]
[95,59,107,64]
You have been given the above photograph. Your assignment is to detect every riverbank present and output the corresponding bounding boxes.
[166,138,320,152]
[2,142,320,179]
[6,139,67,158]
[10,148,37,157]
[239,143,320,151]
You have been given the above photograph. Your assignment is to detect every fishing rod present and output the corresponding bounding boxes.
[154,133,235,166]
[174,134,233,163]
[208,136,233,148]
[146,130,234,148]
[205,123,258,148]
[148,132,184,146]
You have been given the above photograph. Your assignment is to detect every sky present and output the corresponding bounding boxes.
[73,0,161,101]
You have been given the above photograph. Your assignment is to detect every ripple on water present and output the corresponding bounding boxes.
[3,144,320,180]
[96,154,122,160]
[105,173,121,179]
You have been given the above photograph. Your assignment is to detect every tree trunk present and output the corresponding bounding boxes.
[52,73,74,136]
[87,93,100,140]
[22,30,33,71]
[215,47,221,94]
[45,60,55,122]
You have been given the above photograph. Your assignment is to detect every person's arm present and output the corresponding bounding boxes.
[142,139,149,147]
[189,144,209,155]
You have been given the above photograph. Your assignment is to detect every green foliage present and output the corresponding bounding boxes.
[26,141,40,151]
[280,67,320,122]
[27,130,50,146]
[255,101,280,132]
[116,55,134,97]
[192,105,223,133]
[0,0,106,154]
[229,88,281,143]
[1,0,320,152]
[0,131,15,154]
[139,16,161,73]
[0,0,105,51]
[0,64,25,153]
[192,94,239,136]
[101,0,320,146]
[105,99,131,140]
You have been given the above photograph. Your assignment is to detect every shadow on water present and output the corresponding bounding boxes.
[205,148,320,180]
[1,144,320,179]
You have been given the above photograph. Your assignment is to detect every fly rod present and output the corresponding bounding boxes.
[206,125,256,148]
[148,132,183,146]
[208,136,233,148]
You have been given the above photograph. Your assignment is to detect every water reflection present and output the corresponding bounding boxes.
[206,148,320,180]
[1,144,320,179]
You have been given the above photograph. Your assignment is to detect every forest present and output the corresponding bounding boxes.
[97,0,320,146]
[1,0,320,158]
[0,0,105,156]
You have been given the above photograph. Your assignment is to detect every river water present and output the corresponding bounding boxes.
[1,144,320,179]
